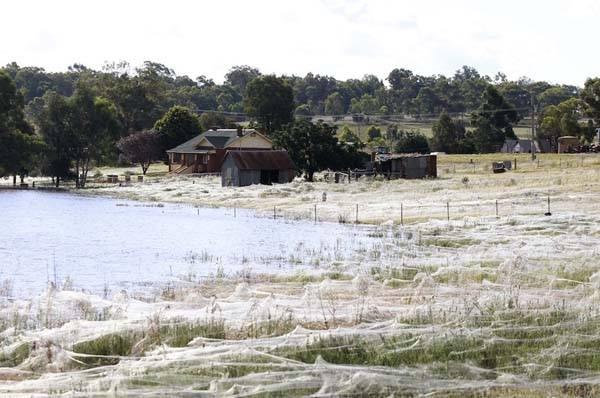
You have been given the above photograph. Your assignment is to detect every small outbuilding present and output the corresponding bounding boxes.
[374,153,437,179]
[221,150,296,187]
[557,136,580,153]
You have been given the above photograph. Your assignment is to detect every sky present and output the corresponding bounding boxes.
[1,0,599,86]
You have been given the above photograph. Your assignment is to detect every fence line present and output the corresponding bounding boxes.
[243,194,562,226]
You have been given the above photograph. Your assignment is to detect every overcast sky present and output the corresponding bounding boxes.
[1,0,598,86]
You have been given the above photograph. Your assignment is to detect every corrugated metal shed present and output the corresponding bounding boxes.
[374,153,437,179]
[221,150,296,187]
[558,136,580,153]
[227,150,295,170]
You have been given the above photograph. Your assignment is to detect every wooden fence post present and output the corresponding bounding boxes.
[401,203,404,226]
[545,196,552,216]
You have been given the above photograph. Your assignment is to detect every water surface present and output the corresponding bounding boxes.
[0,190,374,297]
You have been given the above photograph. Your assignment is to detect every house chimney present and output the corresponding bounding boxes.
[237,125,243,137]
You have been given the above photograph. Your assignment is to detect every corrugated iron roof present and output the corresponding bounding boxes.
[167,129,258,153]
[375,153,434,162]
[225,150,296,170]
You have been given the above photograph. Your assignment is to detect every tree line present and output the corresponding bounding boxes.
[1,61,600,184]
[1,62,584,120]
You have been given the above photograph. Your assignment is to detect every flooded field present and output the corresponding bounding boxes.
[0,190,377,297]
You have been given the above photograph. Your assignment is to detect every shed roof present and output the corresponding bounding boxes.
[225,150,296,170]
[375,153,434,162]
[167,129,259,153]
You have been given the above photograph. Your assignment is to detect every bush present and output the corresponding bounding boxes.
[367,126,381,140]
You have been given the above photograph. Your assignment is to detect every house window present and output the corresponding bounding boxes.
[202,154,208,164]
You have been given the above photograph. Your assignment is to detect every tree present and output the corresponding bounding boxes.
[430,112,473,153]
[198,111,235,131]
[36,91,73,187]
[386,68,420,113]
[584,120,597,143]
[470,86,519,152]
[36,88,119,188]
[497,80,532,118]
[339,125,360,143]
[116,130,162,175]
[538,86,579,109]
[294,104,312,116]
[13,66,54,102]
[244,75,294,133]
[539,98,586,144]
[349,94,379,114]
[291,73,338,112]
[395,131,430,154]
[581,78,600,126]
[454,66,491,111]
[225,65,261,94]
[0,71,40,183]
[387,68,415,92]
[154,106,202,153]
[68,86,121,187]
[324,92,344,115]
[107,77,158,135]
[414,87,439,115]
[367,126,381,140]
[272,120,363,181]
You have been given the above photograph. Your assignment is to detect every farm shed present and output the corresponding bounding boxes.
[221,150,296,187]
[558,136,580,153]
[374,153,437,179]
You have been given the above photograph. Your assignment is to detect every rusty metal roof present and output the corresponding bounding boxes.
[225,150,295,170]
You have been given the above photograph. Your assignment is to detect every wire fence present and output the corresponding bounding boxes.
[220,193,563,226]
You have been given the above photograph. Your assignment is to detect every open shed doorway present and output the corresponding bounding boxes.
[260,170,279,185]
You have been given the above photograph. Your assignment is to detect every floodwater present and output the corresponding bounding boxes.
[0,190,374,297]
